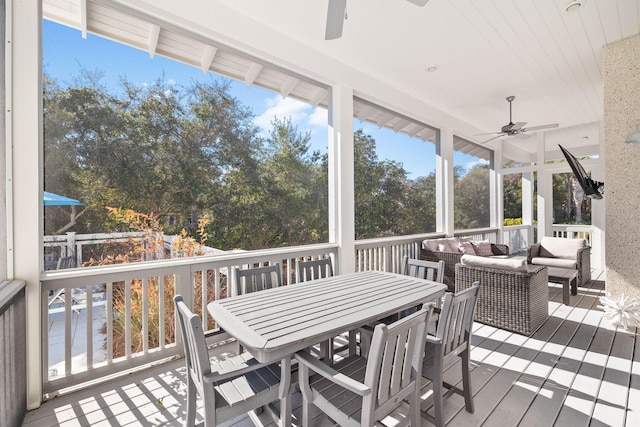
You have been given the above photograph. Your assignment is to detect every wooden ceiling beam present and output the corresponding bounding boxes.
[148,24,160,59]
[244,62,263,86]
[201,45,218,75]
[280,76,299,98]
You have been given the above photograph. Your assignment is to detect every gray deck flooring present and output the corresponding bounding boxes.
[23,270,640,426]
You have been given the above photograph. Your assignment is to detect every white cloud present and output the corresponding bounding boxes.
[308,107,328,127]
[254,95,327,135]
[465,158,490,170]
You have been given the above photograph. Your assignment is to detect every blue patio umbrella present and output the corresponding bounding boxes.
[43,191,84,207]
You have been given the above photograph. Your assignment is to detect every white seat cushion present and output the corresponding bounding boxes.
[531,257,577,269]
[461,254,527,272]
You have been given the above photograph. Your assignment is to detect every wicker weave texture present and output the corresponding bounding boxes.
[420,243,510,292]
[454,263,548,336]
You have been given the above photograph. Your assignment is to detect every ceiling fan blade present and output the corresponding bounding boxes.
[510,122,527,131]
[406,0,429,6]
[474,132,503,136]
[479,133,506,144]
[325,0,346,40]
[521,123,559,132]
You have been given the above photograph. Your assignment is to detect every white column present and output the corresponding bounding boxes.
[522,171,534,245]
[328,85,355,274]
[436,128,454,235]
[12,0,43,409]
[490,146,504,241]
[535,132,552,240]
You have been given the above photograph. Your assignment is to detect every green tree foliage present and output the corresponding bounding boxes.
[503,173,523,220]
[354,130,414,239]
[402,174,437,235]
[44,73,335,251]
[44,71,441,250]
[454,164,490,229]
[552,172,591,224]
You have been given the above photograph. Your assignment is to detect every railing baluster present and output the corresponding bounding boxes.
[142,277,149,354]
[159,276,165,350]
[125,279,131,359]
[107,281,113,364]
[86,284,93,370]
[201,268,207,330]
[64,287,72,376]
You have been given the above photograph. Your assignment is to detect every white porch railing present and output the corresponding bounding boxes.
[552,224,593,246]
[0,281,27,426]
[353,227,501,273]
[44,232,213,269]
[354,233,445,273]
[40,228,504,396]
[41,244,338,395]
[502,224,533,254]
[452,227,500,243]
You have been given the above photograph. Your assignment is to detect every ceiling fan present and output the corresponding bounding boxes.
[478,96,559,143]
[325,0,429,40]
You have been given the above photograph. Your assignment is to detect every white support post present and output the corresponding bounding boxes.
[328,85,355,274]
[535,132,552,241]
[12,0,44,409]
[436,128,454,236]
[522,171,534,246]
[490,146,503,242]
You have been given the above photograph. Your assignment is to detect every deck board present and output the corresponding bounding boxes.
[482,272,606,426]
[22,271,640,427]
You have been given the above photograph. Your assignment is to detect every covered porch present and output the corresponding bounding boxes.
[3,0,640,426]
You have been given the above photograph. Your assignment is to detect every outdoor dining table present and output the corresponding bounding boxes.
[207,269,447,426]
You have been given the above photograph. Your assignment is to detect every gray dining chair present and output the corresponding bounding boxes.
[233,263,282,353]
[234,262,282,296]
[174,295,283,426]
[421,283,480,427]
[296,303,435,427]
[296,257,334,282]
[403,256,445,283]
[56,255,76,270]
[296,257,351,362]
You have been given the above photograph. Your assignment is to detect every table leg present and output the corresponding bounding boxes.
[571,276,578,295]
[562,279,570,306]
[278,356,292,426]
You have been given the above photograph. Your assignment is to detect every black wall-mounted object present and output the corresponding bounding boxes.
[559,144,604,199]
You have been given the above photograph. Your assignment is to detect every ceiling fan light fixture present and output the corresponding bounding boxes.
[564,0,586,13]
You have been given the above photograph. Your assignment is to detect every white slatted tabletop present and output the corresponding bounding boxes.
[207,270,447,363]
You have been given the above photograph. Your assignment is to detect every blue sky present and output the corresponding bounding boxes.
[43,20,484,179]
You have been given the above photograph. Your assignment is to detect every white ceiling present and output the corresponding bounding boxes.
[213,0,639,159]
[43,0,640,164]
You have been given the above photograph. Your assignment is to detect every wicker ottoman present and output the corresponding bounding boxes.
[455,263,549,336]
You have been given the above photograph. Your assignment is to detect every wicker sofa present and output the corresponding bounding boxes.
[455,255,549,336]
[420,237,509,291]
